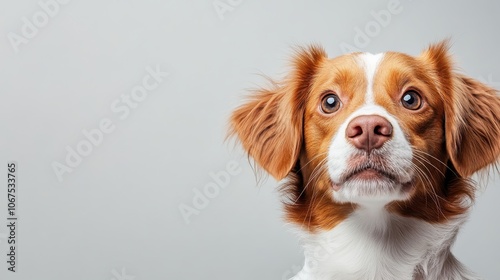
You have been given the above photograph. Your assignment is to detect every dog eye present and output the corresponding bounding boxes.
[401,90,422,110]
[321,94,341,114]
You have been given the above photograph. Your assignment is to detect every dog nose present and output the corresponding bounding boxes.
[346,115,393,153]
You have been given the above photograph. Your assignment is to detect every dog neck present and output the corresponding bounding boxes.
[291,204,476,280]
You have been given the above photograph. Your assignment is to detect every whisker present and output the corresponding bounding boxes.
[295,157,329,203]
[412,152,446,178]
[289,155,330,230]
[303,168,330,229]
[412,147,458,177]
[411,159,447,220]
[412,162,439,213]
[295,151,329,173]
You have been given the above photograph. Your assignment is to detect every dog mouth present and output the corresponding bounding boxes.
[331,161,405,191]
[345,165,397,182]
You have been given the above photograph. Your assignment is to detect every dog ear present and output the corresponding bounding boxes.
[229,46,326,180]
[446,75,500,177]
[421,40,500,177]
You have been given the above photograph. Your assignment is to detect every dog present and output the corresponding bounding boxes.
[229,41,500,280]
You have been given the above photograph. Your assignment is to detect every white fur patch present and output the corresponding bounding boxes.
[291,213,475,280]
[357,52,384,104]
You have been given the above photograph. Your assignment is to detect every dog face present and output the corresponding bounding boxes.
[230,41,500,230]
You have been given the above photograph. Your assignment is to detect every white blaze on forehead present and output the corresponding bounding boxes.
[356,53,384,104]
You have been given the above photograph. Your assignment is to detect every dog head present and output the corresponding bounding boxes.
[230,41,500,230]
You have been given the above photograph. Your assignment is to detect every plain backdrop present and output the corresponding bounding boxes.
[0,0,499,279]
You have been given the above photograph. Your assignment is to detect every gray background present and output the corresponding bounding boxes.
[0,0,499,279]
